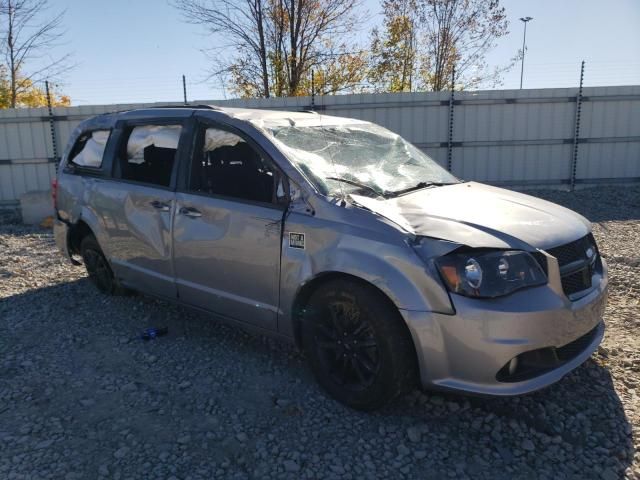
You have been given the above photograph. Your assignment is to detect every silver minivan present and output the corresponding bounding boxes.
[53,106,608,410]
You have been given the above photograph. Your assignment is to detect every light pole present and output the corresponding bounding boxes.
[519,16,533,89]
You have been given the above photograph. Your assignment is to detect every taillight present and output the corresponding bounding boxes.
[51,178,58,209]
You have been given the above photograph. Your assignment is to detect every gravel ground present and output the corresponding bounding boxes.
[1,186,638,479]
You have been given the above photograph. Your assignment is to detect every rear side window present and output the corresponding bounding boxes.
[68,130,110,168]
[118,125,182,188]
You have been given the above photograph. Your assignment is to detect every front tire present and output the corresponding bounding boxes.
[301,279,417,411]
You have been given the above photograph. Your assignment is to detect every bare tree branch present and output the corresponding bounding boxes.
[173,0,367,98]
[370,0,512,92]
[0,0,72,107]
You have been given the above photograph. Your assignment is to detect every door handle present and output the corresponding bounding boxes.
[179,206,202,218]
[150,200,170,212]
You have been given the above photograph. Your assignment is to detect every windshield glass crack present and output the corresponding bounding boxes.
[267,121,458,197]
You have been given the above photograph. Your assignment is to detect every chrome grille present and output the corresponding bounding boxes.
[546,234,598,297]
[546,234,595,267]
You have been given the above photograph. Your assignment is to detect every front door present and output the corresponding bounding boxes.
[172,123,287,330]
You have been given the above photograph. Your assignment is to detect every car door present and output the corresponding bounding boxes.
[172,121,288,331]
[94,119,188,299]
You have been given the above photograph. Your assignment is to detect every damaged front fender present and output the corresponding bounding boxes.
[277,211,456,339]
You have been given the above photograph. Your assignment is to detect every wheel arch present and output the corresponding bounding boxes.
[67,219,95,255]
[291,271,421,401]
[291,272,414,354]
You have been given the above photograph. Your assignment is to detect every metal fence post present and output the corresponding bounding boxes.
[45,80,59,168]
[447,67,456,172]
[570,61,585,191]
[311,69,315,110]
[182,75,188,105]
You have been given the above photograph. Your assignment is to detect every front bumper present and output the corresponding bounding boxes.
[402,260,608,396]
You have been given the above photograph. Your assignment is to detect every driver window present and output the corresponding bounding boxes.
[188,127,276,203]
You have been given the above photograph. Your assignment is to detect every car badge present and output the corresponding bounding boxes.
[586,247,595,260]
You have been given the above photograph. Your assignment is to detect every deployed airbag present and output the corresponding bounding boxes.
[204,129,243,151]
[127,125,182,159]
[72,130,110,167]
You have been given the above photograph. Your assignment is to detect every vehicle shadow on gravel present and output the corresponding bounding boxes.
[391,361,634,477]
[1,276,634,479]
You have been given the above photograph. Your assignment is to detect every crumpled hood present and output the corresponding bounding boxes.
[351,182,591,250]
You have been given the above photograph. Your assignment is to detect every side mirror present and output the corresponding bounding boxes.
[288,180,303,202]
[277,177,286,200]
[276,176,295,205]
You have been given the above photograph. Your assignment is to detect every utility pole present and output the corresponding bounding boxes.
[519,17,533,89]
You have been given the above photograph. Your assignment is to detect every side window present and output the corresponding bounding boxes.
[118,125,182,187]
[68,130,110,168]
[188,127,276,204]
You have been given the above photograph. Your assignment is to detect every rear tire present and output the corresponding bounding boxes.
[80,234,126,295]
[301,279,417,411]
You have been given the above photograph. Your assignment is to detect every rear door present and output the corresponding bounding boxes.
[172,120,288,331]
[94,119,188,298]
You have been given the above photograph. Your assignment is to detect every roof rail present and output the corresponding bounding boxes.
[147,104,222,110]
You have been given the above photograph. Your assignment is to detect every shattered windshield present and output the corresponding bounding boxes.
[266,122,458,197]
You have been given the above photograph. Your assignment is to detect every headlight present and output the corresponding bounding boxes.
[434,250,547,298]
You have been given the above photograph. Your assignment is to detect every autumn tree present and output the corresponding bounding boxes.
[0,65,69,108]
[369,0,511,92]
[174,0,368,98]
[311,48,368,95]
[369,0,418,92]
[422,0,509,90]
[0,0,71,108]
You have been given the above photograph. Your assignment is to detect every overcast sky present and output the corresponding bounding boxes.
[40,0,640,105]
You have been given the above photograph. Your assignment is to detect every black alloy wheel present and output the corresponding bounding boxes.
[301,279,417,411]
[314,297,381,390]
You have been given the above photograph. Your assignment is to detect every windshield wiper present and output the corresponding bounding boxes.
[386,181,453,197]
[326,177,385,197]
